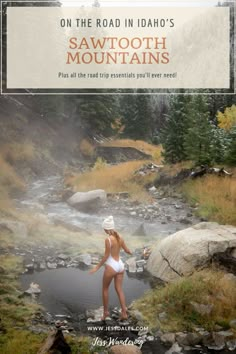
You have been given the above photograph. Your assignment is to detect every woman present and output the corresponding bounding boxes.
[89,216,132,321]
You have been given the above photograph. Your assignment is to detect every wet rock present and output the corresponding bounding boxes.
[38,262,46,271]
[130,211,137,216]
[160,333,176,345]
[76,254,92,266]
[136,260,146,267]
[190,302,214,316]
[86,306,105,322]
[57,260,66,268]
[165,342,182,354]
[174,204,183,210]
[24,282,41,295]
[57,254,70,261]
[109,345,142,354]
[137,267,144,273]
[47,262,57,269]
[178,218,192,225]
[126,257,137,273]
[25,263,34,272]
[67,189,107,212]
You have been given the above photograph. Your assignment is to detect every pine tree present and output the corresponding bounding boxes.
[184,95,213,165]
[161,94,190,163]
[119,93,138,139]
[226,126,236,165]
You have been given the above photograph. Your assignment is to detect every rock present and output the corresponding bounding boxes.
[165,342,182,354]
[136,260,146,267]
[76,254,92,266]
[47,262,57,269]
[175,204,183,209]
[178,218,192,225]
[126,257,137,273]
[137,267,143,272]
[130,211,137,216]
[24,282,41,295]
[149,186,157,192]
[38,262,46,271]
[0,219,27,238]
[229,319,236,329]
[204,330,234,351]
[190,302,214,315]
[57,254,70,261]
[67,189,106,212]
[160,333,176,345]
[57,260,66,268]
[147,222,236,282]
[176,332,201,346]
[25,264,34,272]
[86,307,110,322]
[109,345,142,354]
[226,339,236,351]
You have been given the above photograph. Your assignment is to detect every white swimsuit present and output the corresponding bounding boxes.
[105,236,124,273]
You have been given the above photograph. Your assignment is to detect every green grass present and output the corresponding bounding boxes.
[131,269,236,332]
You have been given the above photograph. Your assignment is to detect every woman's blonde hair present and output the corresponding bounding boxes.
[108,229,121,245]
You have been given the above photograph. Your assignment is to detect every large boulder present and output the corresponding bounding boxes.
[147,222,236,282]
[67,189,106,212]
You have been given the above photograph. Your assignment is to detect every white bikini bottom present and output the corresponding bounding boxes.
[105,255,124,273]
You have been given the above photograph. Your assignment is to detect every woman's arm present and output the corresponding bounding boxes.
[121,238,132,255]
[89,238,110,274]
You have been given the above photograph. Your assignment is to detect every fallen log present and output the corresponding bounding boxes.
[37,329,71,354]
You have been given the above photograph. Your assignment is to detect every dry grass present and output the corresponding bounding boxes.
[1,142,35,163]
[101,139,163,163]
[65,160,153,202]
[161,161,193,177]
[0,155,25,214]
[80,139,95,158]
[182,174,236,225]
[132,269,236,332]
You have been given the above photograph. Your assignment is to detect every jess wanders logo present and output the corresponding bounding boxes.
[91,336,145,349]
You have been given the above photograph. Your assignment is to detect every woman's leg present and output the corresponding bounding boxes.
[114,271,128,319]
[102,265,116,319]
